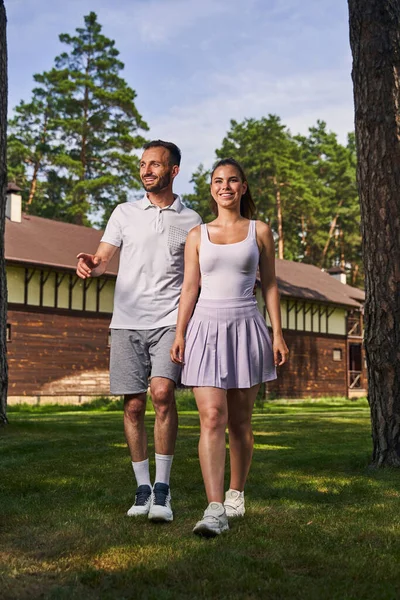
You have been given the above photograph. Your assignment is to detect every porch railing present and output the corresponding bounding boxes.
[349,370,362,389]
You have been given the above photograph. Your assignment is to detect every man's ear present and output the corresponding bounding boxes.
[171,164,180,179]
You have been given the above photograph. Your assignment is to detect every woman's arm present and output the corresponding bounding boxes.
[170,226,201,365]
[256,221,289,366]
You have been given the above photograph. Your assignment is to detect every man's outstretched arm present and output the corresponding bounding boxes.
[76,242,118,279]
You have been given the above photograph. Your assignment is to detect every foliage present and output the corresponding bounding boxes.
[185,117,362,285]
[7,12,148,226]
[296,123,362,283]
[7,389,198,414]
[4,400,400,600]
[182,164,214,223]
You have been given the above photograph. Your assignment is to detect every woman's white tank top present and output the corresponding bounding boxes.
[199,220,260,300]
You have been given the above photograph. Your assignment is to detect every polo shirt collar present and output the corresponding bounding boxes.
[137,194,183,213]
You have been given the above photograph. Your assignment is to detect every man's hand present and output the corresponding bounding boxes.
[76,253,102,279]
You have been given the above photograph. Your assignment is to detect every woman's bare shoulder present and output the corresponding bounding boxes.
[186,224,202,245]
[255,220,272,238]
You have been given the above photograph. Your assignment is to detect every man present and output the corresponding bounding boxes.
[76,140,202,522]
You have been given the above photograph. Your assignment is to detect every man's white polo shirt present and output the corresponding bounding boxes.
[101,195,202,330]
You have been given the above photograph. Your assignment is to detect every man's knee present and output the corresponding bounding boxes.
[151,380,175,417]
[124,394,146,423]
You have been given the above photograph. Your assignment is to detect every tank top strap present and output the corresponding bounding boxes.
[200,223,210,245]
[249,219,256,239]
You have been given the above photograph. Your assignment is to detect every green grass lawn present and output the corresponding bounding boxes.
[2,397,400,600]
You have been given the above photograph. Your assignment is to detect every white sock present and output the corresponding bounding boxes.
[154,453,174,485]
[131,458,151,488]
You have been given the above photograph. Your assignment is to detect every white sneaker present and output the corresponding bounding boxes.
[127,484,152,517]
[224,489,245,517]
[193,502,229,537]
[148,482,173,522]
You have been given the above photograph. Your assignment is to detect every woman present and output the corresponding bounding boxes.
[170,158,288,537]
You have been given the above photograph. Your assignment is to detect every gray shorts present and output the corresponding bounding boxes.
[109,327,181,395]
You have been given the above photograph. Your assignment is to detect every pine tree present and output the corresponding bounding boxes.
[297,122,361,282]
[182,165,214,223]
[8,12,148,226]
[349,0,400,466]
[7,71,59,209]
[185,116,361,273]
[186,116,315,260]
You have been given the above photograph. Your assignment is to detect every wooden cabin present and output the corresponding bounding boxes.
[5,186,118,404]
[5,187,366,404]
[256,262,366,399]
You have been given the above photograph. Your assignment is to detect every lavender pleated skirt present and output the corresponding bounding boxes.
[181,297,277,389]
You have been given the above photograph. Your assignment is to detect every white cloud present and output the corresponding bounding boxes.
[7,0,355,196]
[149,66,355,193]
[103,0,230,44]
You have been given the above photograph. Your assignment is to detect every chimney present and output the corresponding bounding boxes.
[6,182,22,223]
[327,266,346,285]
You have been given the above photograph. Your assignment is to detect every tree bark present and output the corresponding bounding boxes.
[27,162,39,206]
[0,0,8,425]
[273,177,284,259]
[320,199,344,267]
[348,0,400,466]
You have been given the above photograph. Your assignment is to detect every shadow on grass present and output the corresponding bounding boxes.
[2,410,400,600]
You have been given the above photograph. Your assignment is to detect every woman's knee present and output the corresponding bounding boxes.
[200,406,228,432]
[228,415,253,437]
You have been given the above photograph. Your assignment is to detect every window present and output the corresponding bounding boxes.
[333,348,342,361]
[6,323,11,342]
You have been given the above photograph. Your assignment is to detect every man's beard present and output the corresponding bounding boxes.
[142,171,171,193]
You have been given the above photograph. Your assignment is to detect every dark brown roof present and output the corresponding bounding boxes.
[7,182,22,193]
[5,213,119,275]
[275,260,363,308]
[5,213,364,307]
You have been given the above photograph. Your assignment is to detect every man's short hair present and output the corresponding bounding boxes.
[143,140,181,167]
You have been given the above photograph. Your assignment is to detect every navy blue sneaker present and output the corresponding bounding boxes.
[127,484,152,517]
[148,482,173,522]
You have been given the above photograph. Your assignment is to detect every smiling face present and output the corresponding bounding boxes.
[210,165,248,211]
[140,147,179,194]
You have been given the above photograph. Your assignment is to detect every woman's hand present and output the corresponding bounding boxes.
[273,334,289,367]
[170,335,185,365]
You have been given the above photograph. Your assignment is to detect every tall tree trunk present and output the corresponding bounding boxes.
[300,214,309,257]
[320,199,344,267]
[26,110,49,208]
[0,0,8,425]
[27,162,39,206]
[339,228,345,269]
[274,178,284,259]
[348,0,400,466]
[351,262,359,286]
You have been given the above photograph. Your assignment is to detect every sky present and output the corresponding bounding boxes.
[6,0,355,195]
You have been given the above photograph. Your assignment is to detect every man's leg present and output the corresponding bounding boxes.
[151,377,178,457]
[146,377,176,522]
[124,393,148,460]
[124,393,154,516]
[147,327,181,522]
[110,329,153,516]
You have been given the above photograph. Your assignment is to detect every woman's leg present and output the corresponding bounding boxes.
[193,386,228,503]
[227,384,259,491]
